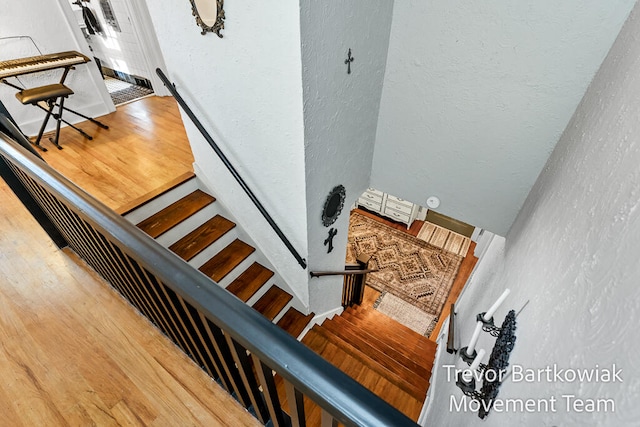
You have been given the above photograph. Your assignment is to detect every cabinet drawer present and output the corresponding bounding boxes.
[386,194,410,204]
[361,190,383,203]
[383,207,410,222]
[358,198,382,212]
[385,199,413,215]
[366,188,384,197]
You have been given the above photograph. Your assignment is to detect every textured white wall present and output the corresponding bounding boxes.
[300,0,394,315]
[0,0,113,135]
[373,0,635,236]
[146,1,309,304]
[425,4,640,425]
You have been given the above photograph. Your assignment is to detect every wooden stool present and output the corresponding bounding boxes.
[16,83,74,151]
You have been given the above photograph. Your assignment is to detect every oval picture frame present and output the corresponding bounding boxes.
[189,0,225,37]
[322,185,346,227]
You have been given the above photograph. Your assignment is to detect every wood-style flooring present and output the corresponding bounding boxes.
[0,173,259,426]
[1,97,260,426]
[3,96,477,425]
[39,96,194,212]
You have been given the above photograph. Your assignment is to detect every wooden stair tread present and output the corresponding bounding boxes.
[298,329,423,421]
[225,262,274,302]
[349,305,436,355]
[169,215,235,261]
[276,308,314,338]
[325,316,430,383]
[310,324,427,401]
[333,315,432,375]
[198,239,255,282]
[136,190,215,238]
[252,286,292,321]
[345,306,436,358]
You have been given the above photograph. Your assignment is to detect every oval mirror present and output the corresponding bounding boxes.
[322,185,346,227]
[190,0,225,37]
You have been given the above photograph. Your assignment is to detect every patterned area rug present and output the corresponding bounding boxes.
[374,292,438,336]
[110,85,154,106]
[417,222,471,257]
[105,77,154,106]
[347,212,463,320]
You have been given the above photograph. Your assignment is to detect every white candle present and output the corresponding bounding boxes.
[483,289,511,321]
[465,321,483,356]
[469,349,485,372]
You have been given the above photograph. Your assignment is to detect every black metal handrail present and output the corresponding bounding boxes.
[310,268,378,278]
[155,68,306,269]
[0,128,418,427]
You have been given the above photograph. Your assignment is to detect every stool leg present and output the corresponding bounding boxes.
[32,101,54,152]
[48,96,65,150]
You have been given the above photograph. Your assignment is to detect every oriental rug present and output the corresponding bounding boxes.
[347,212,463,322]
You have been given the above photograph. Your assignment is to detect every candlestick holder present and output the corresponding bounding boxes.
[459,346,477,364]
[454,310,517,419]
[477,312,502,337]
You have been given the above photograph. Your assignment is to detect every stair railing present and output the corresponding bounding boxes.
[0,123,418,427]
[311,254,374,307]
[155,68,306,269]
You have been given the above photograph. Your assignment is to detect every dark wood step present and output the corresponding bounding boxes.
[348,305,436,356]
[345,306,436,362]
[169,215,235,261]
[310,324,427,401]
[198,239,255,282]
[252,286,293,321]
[225,262,274,302]
[277,308,314,338]
[341,309,434,374]
[297,329,423,422]
[332,314,432,376]
[136,189,215,238]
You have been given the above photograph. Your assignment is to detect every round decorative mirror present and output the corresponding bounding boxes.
[189,0,225,37]
[322,185,346,227]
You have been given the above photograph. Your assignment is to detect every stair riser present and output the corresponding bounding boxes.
[271,300,294,324]
[155,204,221,247]
[186,230,238,270]
[124,178,199,224]
[215,254,258,289]
[243,277,277,307]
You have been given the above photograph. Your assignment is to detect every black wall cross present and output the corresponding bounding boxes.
[344,48,354,74]
[324,228,338,253]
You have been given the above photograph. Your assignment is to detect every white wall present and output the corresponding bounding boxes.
[146,1,310,304]
[425,4,640,425]
[0,0,113,135]
[372,0,636,236]
[300,0,395,314]
[69,0,151,82]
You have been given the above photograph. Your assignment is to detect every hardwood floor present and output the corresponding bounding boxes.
[2,96,478,425]
[0,175,259,426]
[38,96,194,212]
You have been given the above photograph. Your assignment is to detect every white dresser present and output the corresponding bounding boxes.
[357,188,420,228]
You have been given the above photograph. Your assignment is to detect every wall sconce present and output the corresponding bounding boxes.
[455,289,517,419]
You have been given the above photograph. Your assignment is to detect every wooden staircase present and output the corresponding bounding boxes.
[124,175,313,339]
[124,174,437,423]
[279,305,436,423]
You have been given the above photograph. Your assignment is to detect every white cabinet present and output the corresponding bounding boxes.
[357,188,419,228]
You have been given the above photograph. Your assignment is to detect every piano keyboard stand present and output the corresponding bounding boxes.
[1,50,109,151]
